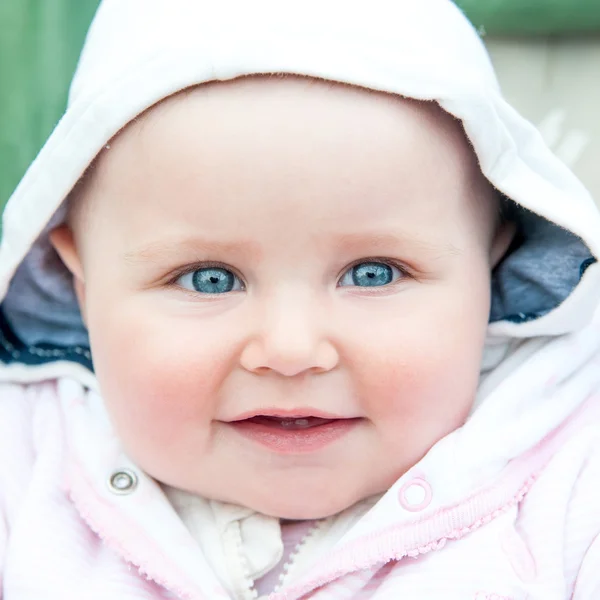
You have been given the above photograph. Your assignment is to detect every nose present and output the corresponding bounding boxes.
[239,290,339,376]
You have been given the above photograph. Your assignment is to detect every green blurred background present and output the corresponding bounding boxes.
[0,0,99,209]
[1,0,600,211]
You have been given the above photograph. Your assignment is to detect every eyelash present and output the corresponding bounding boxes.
[167,261,246,288]
[166,258,412,293]
[341,257,411,281]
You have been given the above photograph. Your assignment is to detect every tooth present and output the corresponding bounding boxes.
[278,418,310,428]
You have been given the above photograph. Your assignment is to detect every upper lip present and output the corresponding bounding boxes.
[228,408,348,422]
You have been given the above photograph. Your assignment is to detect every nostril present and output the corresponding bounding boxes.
[251,366,272,375]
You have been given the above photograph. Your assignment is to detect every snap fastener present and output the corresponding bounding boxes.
[108,469,138,494]
[398,477,432,512]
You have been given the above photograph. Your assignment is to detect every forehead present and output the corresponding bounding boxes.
[78,76,492,246]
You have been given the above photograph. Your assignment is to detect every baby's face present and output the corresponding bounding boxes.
[55,77,508,519]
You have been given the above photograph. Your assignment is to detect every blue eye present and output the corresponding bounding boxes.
[177,267,243,294]
[339,261,401,288]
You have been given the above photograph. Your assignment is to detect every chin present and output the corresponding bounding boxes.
[246,488,367,520]
[258,502,347,520]
[201,469,388,520]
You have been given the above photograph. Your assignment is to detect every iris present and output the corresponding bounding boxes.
[191,267,236,293]
[351,262,393,287]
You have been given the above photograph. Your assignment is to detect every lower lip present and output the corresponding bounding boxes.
[227,418,360,454]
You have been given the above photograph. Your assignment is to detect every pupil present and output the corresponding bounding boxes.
[352,262,393,287]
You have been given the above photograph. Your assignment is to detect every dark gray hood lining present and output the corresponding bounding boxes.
[0,201,595,363]
[490,205,594,324]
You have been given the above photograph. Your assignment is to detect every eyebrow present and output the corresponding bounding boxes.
[122,231,460,265]
[328,232,461,257]
[122,238,263,264]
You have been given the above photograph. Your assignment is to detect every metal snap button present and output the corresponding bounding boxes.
[108,469,138,495]
[398,477,432,512]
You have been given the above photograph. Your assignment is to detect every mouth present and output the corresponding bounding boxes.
[225,412,361,454]
[239,415,339,429]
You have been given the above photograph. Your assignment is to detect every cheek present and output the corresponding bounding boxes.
[353,337,478,427]
[345,284,489,434]
[85,296,239,456]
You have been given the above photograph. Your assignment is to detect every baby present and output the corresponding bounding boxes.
[1,0,600,599]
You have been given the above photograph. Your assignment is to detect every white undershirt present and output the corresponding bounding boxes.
[163,486,381,599]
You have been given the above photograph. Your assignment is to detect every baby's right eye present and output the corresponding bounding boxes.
[177,267,244,294]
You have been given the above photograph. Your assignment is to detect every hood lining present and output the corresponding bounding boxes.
[0,308,92,370]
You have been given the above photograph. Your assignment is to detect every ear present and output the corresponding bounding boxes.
[490,220,517,268]
[49,224,87,320]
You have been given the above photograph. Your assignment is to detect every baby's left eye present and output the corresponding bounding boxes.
[338,261,403,288]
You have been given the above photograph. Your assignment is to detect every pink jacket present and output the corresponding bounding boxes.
[2,0,600,598]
